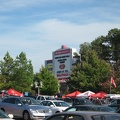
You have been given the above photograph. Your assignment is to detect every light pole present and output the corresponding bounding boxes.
[34,81,42,96]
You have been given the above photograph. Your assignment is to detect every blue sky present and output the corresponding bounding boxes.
[0,0,120,73]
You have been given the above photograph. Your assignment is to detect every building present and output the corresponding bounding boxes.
[45,45,77,93]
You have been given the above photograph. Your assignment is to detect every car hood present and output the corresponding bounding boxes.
[27,105,50,110]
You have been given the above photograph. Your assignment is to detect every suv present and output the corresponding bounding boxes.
[72,98,94,106]
[36,95,55,103]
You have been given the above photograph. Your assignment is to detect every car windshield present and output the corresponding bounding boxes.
[20,97,40,105]
[45,96,55,100]
[94,107,116,112]
[54,101,70,107]
[82,99,93,104]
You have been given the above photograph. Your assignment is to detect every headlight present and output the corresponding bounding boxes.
[30,109,39,113]
[48,109,52,113]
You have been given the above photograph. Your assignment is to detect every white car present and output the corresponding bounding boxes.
[40,100,71,113]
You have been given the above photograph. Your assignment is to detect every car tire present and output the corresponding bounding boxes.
[23,111,31,120]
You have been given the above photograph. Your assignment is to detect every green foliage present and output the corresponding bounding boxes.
[34,66,59,95]
[0,52,34,92]
[68,49,110,93]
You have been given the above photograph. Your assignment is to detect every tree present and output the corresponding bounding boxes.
[67,48,111,93]
[11,52,34,92]
[91,28,120,71]
[106,28,120,70]
[35,66,59,95]
[0,52,14,90]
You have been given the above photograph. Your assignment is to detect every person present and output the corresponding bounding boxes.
[56,91,62,100]
[1,92,4,98]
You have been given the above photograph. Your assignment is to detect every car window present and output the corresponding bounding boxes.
[15,98,21,105]
[48,102,53,106]
[40,101,48,106]
[66,107,77,111]
[54,102,70,107]
[20,97,39,105]
[41,96,45,100]
[74,99,80,105]
[111,100,117,105]
[77,106,92,111]
[37,96,41,100]
[47,115,65,120]
[99,107,115,112]
[117,100,120,104]
[92,115,102,120]
[104,115,120,120]
[92,115,120,120]
[2,98,15,104]
[111,106,119,111]
[67,115,84,120]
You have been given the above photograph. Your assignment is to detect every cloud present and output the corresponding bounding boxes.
[0,18,120,72]
[0,0,120,72]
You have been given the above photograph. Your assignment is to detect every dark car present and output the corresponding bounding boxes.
[72,98,93,106]
[44,111,120,120]
[64,105,116,113]
[91,99,109,105]
[108,98,120,111]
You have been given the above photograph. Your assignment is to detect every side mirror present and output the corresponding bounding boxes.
[18,103,22,106]
[50,105,54,107]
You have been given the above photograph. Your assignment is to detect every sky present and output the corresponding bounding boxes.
[0,0,120,73]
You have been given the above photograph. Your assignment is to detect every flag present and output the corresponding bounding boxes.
[111,77,116,88]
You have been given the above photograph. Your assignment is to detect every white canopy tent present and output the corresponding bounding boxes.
[76,90,95,97]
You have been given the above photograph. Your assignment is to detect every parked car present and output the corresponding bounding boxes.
[72,98,94,106]
[0,96,52,120]
[108,98,120,111]
[0,109,13,120]
[44,111,120,120]
[36,95,55,103]
[64,105,116,113]
[40,100,71,113]
[91,99,109,105]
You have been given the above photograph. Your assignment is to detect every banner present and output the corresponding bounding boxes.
[111,77,116,88]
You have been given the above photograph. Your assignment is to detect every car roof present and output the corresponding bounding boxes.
[2,96,35,99]
[72,105,109,107]
[41,100,65,102]
[55,111,119,115]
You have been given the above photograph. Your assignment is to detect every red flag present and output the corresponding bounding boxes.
[111,77,116,88]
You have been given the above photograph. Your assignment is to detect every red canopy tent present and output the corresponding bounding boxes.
[90,91,107,99]
[7,88,23,97]
[65,90,82,98]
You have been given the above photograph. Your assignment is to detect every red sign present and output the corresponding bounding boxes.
[54,49,70,55]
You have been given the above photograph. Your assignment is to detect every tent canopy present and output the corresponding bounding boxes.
[77,90,95,97]
[90,91,107,99]
[65,90,82,98]
[7,88,23,97]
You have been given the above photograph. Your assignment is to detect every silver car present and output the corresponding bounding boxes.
[0,96,52,120]
[40,100,71,113]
